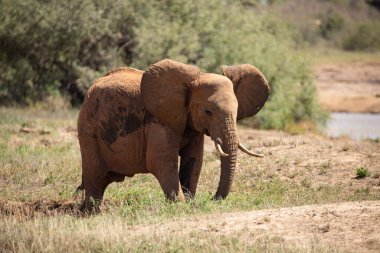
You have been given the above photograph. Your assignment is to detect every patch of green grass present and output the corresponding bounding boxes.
[96,175,378,225]
[356,167,370,179]
[0,107,80,202]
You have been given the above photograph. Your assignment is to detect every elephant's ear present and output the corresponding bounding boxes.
[141,59,200,134]
[222,64,269,121]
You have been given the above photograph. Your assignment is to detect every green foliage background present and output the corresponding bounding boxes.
[0,0,134,105]
[1,0,378,128]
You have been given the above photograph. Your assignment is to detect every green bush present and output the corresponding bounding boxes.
[0,0,135,105]
[343,22,380,51]
[356,167,370,179]
[320,12,345,39]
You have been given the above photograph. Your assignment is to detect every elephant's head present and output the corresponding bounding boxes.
[141,59,269,199]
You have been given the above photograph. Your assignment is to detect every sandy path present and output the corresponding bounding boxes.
[130,201,380,252]
[315,62,380,113]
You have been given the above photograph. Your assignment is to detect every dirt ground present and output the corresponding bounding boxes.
[129,201,380,253]
[204,127,380,252]
[206,128,380,191]
[314,62,380,113]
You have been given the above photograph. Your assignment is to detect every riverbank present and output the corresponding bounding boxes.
[327,112,380,140]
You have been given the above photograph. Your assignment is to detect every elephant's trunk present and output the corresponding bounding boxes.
[213,115,238,200]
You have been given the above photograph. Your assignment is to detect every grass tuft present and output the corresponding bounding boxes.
[356,167,370,179]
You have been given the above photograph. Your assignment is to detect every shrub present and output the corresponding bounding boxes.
[0,0,135,105]
[343,22,380,51]
[356,167,370,179]
[320,12,345,39]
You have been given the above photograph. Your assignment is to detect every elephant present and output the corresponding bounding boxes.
[77,59,269,212]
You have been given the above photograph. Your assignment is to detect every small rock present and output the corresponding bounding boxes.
[318,223,330,233]
[371,172,380,179]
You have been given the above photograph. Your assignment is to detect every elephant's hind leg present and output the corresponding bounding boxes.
[78,134,108,213]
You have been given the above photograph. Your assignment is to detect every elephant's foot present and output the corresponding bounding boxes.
[152,166,185,202]
[165,187,186,202]
[80,183,109,214]
[81,193,102,214]
[157,177,185,202]
[182,189,196,200]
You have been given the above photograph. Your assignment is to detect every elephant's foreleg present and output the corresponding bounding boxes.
[146,124,185,201]
[179,134,204,198]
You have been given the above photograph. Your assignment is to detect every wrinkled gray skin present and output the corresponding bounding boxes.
[77,59,269,212]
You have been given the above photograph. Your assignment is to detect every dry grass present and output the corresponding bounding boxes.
[310,48,380,66]
[1,107,379,252]
[1,212,346,253]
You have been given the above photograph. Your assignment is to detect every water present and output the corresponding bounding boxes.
[327,112,380,140]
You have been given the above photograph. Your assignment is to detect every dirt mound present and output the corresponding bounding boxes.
[0,200,80,217]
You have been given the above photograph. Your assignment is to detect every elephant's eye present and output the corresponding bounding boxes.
[205,109,213,116]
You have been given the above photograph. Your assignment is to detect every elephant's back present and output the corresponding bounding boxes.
[93,67,144,95]
[78,67,145,136]
[104,66,144,77]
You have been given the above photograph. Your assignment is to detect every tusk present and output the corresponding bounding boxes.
[214,142,229,157]
[238,143,264,157]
